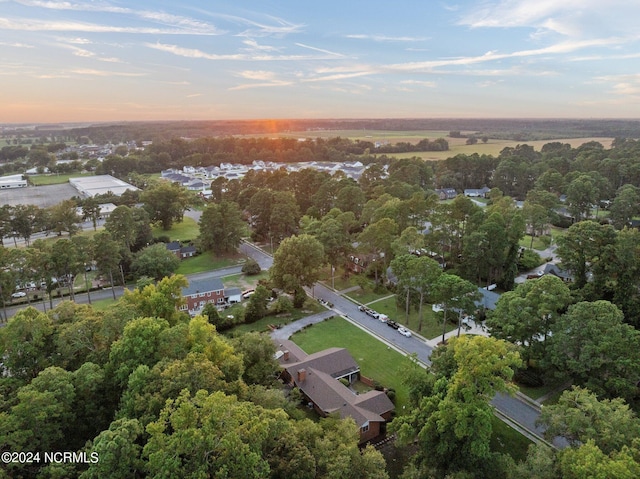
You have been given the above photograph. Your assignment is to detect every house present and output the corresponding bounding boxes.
[276,340,394,444]
[348,254,378,274]
[165,241,196,260]
[542,263,573,282]
[435,188,457,200]
[464,186,491,197]
[181,277,225,316]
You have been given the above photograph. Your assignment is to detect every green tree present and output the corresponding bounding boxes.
[141,181,192,230]
[244,284,270,323]
[558,440,640,479]
[357,217,398,284]
[131,243,180,281]
[556,220,616,290]
[120,275,188,325]
[49,238,82,300]
[80,418,145,479]
[486,275,572,365]
[270,234,325,292]
[433,273,480,342]
[0,307,54,380]
[609,184,640,230]
[391,336,521,478]
[92,231,123,299]
[538,386,640,454]
[81,196,102,231]
[105,205,137,253]
[231,332,279,386]
[270,191,301,241]
[566,174,599,220]
[198,200,245,255]
[47,199,81,237]
[546,300,640,401]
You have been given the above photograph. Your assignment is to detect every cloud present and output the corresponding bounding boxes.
[345,34,428,42]
[458,0,640,39]
[206,12,303,37]
[228,80,293,91]
[294,43,345,57]
[0,17,221,34]
[145,42,344,62]
[0,41,34,48]
[400,80,436,87]
[241,39,281,53]
[70,68,145,77]
[236,70,278,81]
[303,71,373,83]
[14,0,223,34]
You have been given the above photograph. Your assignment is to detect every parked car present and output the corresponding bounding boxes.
[387,320,399,329]
[358,305,366,312]
[378,314,389,323]
[11,291,26,298]
[398,326,412,337]
[365,309,380,319]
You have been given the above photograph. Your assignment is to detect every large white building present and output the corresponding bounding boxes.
[0,174,27,189]
[69,175,139,197]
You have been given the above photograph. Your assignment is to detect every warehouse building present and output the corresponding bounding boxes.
[69,175,139,198]
[0,174,27,189]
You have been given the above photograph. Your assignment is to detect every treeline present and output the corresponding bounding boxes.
[11,118,640,144]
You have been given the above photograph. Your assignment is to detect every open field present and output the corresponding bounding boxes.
[151,216,200,242]
[175,251,245,275]
[291,315,410,410]
[28,172,93,186]
[244,129,614,161]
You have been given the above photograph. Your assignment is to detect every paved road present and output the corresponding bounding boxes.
[2,238,562,447]
[237,240,562,447]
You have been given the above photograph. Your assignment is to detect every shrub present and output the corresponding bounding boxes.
[270,296,293,315]
[241,259,262,276]
[518,249,543,271]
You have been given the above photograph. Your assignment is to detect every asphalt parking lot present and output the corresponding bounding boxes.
[0,183,78,208]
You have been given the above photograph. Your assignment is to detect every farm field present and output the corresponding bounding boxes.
[244,129,614,161]
[28,172,93,186]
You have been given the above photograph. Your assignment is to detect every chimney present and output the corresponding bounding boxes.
[297,368,306,382]
[283,350,290,361]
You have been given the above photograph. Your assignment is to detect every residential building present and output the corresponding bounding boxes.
[463,186,491,197]
[181,277,225,316]
[276,340,394,444]
[435,188,457,200]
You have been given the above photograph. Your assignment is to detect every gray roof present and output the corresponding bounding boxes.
[166,241,181,251]
[543,263,573,280]
[182,277,224,296]
[224,287,242,297]
[476,287,501,310]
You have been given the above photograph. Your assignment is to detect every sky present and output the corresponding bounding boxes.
[1,0,640,123]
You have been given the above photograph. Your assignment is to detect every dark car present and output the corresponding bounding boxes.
[387,320,399,329]
[358,305,366,312]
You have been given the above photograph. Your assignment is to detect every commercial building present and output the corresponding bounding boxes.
[69,175,139,198]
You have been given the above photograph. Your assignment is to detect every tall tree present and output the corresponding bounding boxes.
[47,199,81,237]
[538,386,640,454]
[391,336,521,478]
[141,181,192,230]
[487,275,572,365]
[546,300,640,401]
[198,200,245,255]
[609,184,640,230]
[81,196,102,231]
[270,234,325,293]
[131,243,180,281]
[433,273,480,342]
[92,231,123,299]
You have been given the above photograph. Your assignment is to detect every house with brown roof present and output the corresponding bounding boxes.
[275,340,394,443]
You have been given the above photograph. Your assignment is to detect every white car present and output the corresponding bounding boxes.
[398,327,412,337]
[11,291,27,298]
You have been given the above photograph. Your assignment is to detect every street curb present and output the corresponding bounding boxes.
[493,408,557,450]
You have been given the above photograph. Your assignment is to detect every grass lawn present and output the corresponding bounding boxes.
[221,271,269,289]
[88,297,118,311]
[345,286,393,305]
[176,251,245,275]
[490,416,533,462]
[227,299,325,335]
[152,216,200,242]
[28,172,93,186]
[291,316,411,411]
[518,235,550,251]
[367,295,456,341]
